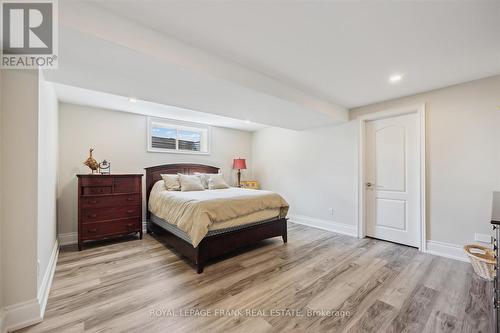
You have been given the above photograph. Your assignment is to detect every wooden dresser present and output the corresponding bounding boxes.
[77,174,143,250]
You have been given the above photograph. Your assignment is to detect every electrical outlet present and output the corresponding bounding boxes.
[475,233,492,244]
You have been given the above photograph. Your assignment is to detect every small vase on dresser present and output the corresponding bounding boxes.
[77,174,143,250]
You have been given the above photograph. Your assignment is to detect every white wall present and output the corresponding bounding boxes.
[37,73,58,290]
[350,75,500,245]
[58,103,253,236]
[252,122,359,235]
[253,75,500,248]
[0,70,59,332]
[0,70,39,309]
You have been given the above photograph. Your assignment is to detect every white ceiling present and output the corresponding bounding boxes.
[54,83,267,131]
[48,1,500,130]
[96,1,500,108]
[46,2,347,130]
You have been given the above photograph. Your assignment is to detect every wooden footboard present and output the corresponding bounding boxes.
[147,218,287,273]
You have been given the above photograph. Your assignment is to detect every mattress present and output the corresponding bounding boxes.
[148,180,289,247]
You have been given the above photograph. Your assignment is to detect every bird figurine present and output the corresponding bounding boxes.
[84,148,99,174]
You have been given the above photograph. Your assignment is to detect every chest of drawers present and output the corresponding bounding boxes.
[77,174,143,250]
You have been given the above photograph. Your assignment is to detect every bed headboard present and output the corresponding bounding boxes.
[144,163,220,219]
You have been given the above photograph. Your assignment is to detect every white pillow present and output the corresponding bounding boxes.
[208,174,229,190]
[161,174,180,191]
[178,174,205,191]
[194,172,220,189]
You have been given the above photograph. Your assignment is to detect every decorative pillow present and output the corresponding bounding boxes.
[161,174,180,191]
[194,172,220,189]
[208,174,230,190]
[178,173,205,191]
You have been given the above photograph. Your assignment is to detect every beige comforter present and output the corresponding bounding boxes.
[148,181,289,247]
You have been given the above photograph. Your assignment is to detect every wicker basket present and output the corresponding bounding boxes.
[464,244,496,281]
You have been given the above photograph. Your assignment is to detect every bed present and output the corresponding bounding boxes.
[145,163,289,273]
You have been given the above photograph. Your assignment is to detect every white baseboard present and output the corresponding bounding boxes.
[290,215,471,263]
[58,232,77,246]
[289,214,358,237]
[425,240,469,262]
[0,309,5,333]
[38,240,59,316]
[3,299,41,333]
[2,241,59,333]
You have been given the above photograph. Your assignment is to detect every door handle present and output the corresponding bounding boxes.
[366,182,384,189]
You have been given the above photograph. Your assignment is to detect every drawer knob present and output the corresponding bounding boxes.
[127,223,133,227]
[127,210,134,214]
[88,228,97,233]
[89,200,98,204]
[88,214,97,218]
[127,197,134,201]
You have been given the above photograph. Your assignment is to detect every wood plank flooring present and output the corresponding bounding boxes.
[17,223,493,333]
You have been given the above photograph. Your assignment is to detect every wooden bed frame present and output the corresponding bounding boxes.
[145,163,287,273]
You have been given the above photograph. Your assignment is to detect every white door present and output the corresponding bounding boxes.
[365,112,420,247]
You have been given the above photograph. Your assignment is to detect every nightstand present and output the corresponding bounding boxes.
[240,180,260,190]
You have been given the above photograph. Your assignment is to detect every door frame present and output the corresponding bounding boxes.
[357,104,427,251]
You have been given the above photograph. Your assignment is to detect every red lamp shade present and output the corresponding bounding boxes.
[233,158,247,170]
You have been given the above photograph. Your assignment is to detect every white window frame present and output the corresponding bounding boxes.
[147,117,211,155]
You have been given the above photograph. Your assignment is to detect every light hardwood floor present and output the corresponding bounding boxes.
[18,223,493,333]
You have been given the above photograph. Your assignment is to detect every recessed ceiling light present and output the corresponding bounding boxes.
[389,74,403,83]
[244,120,251,124]
[128,97,137,103]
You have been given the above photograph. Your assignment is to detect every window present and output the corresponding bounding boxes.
[148,117,210,154]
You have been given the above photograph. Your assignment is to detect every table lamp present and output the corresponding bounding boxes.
[233,158,247,187]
